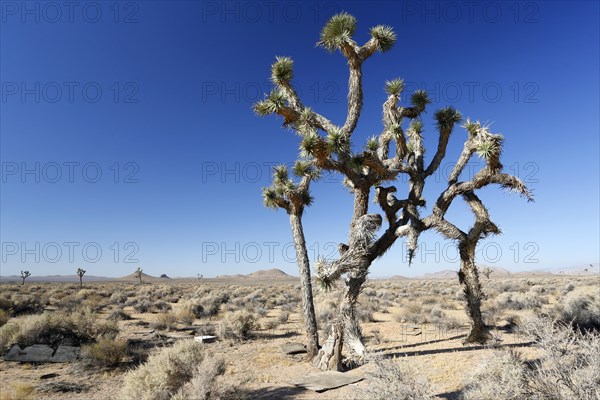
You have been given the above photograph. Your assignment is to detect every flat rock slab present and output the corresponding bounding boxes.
[280,342,307,355]
[289,371,364,392]
[4,345,79,363]
[194,335,217,343]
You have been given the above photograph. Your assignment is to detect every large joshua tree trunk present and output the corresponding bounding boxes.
[289,213,320,359]
[314,189,370,371]
[458,241,491,343]
[313,273,367,371]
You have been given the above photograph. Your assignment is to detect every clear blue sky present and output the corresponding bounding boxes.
[1,1,598,278]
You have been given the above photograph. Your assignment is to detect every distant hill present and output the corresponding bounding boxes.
[118,271,166,282]
[216,268,295,280]
[248,268,290,278]
[387,275,410,280]
[422,269,457,279]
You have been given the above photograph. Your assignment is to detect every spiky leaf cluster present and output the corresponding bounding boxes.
[369,25,396,53]
[317,12,357,52]
[434,106,462,130]
[326,129,350,155]
[385,78,404,96]
[411,90,431,112]
[407,120,423,137]
[366,136,379,152]
[293,108,316,135]
[253,90,286,116]
[300,132,322,158]
[293,160,320,180]
[462,118,481,136]
[263,165,315,212]
[271,56,294,85]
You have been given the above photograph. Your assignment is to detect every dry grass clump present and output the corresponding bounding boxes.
[354,357,434,400]
[172,356,247,400]
[494,291,547,310]
[0,309,9,327]
[0,293,44,316]
[461,350,527,400]
[552,290,600,331]
[83,337,128,367]
[0,308,117,353]
[153,311,178,331]
[462,315,600,400]
[220,310,260,340]
[0,382,36,400]
[121,339,242,400]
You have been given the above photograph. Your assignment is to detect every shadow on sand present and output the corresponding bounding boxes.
[380,340,534,359]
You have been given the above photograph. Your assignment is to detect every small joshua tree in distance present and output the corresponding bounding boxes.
[135,267,143,285]
[77,267,86,287]
[482,266,493,280]
[20,270,31,286]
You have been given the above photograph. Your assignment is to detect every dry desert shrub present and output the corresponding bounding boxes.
[83,337,128,367]
[0,310,9,327]
[153,311,178,331]
[121,339,203,400]
[0,308,117,353]
[220,310,260,340]
[461,350,528,400]
[172,356,246,400]
[354,357,434,400]
[462,316,600,400]
[494,291,547,311]
[553,290,600,331]
[0,382,36,400]
[0,293,44,316]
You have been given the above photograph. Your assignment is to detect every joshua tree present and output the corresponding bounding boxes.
[135,267,143,285]
[482,266,493,280]
[402,119,534,342]
[262,163,320,359]
[254,13,532,368]
[20,270,31,285]
[76,268,86,287]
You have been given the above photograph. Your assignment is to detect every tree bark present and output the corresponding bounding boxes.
[289,213,320,359]
[314,272,367,370]
[458,241,491,343]
[313,321,344,371]
[342,273,367,358]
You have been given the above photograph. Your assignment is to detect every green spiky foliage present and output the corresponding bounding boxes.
[463,118,481,136]
[476,131,504,172]
[300,132,324,158]
[385,78,404,96]
[77,268,86,277]
[411,90,431,112]
[317,12,357,52]
[293,108,316,135]
[366,136,379,152]
[434,106,462,130]
[326,129,350,155]
[407,120,423,136]
[293,160,320,180]
[271,56,294,85]
[253,90,286,116]
[262,165,317,214]
[369,25,397,53]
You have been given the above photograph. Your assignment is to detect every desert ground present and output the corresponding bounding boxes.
[0,270,598,399]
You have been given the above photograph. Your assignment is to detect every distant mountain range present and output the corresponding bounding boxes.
[1,264,597,283]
